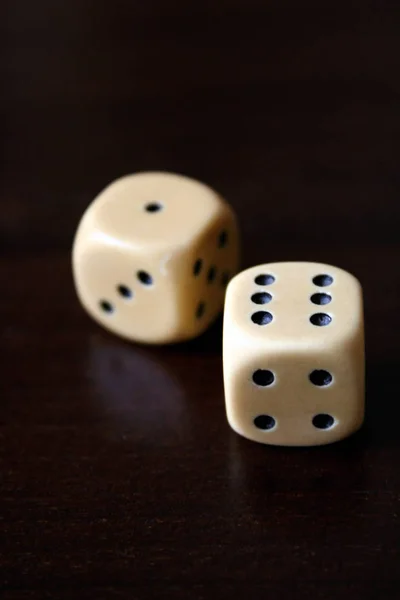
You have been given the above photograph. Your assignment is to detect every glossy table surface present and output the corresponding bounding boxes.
[1,2,400,598]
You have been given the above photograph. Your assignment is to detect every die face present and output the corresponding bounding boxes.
[182,210,240,339]
[87,171,226,251]
[224,343,365,446]
[223,262,365,446]
[226,262,363,350]
[73,241,183,344]
[72,171,240,344]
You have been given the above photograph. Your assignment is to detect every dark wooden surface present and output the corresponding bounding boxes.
[1,2,400,598]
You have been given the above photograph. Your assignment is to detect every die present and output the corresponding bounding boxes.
[223,262,365,446]
[72,171,239,344]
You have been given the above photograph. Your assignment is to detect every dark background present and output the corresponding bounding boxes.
[1,1,400,599]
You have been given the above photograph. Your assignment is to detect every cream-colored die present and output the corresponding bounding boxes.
[72,172,239,344]
[223,262,365,446]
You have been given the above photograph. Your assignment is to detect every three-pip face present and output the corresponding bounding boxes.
[223,262,365,446]
[72,171,240,344]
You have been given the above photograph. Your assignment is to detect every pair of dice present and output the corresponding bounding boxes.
[73,171,365,447]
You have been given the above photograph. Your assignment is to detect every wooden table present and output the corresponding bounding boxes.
[2,2,400,598]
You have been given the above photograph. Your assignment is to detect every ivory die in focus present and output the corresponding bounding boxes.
[72,172,240,344]
[223,262,365,446]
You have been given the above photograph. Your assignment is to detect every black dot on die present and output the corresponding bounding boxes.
[252,369,275,386]
[251,292,272,305]
[196,301,205,319]
[254,274,275,286]
[145,203,162,213]
[251,311,273,325]
[312,414,335,429]
[311,293,331,305]
[313,274,333,287]
[137,271,153,285]
[309,370,333,386]
[117,284,133,299]
[310,313,332,326]
[193,259,203,276]
[207,266,217,283]
[254,415,276,430]
[218,230,228,248]
[99,300,114,314]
